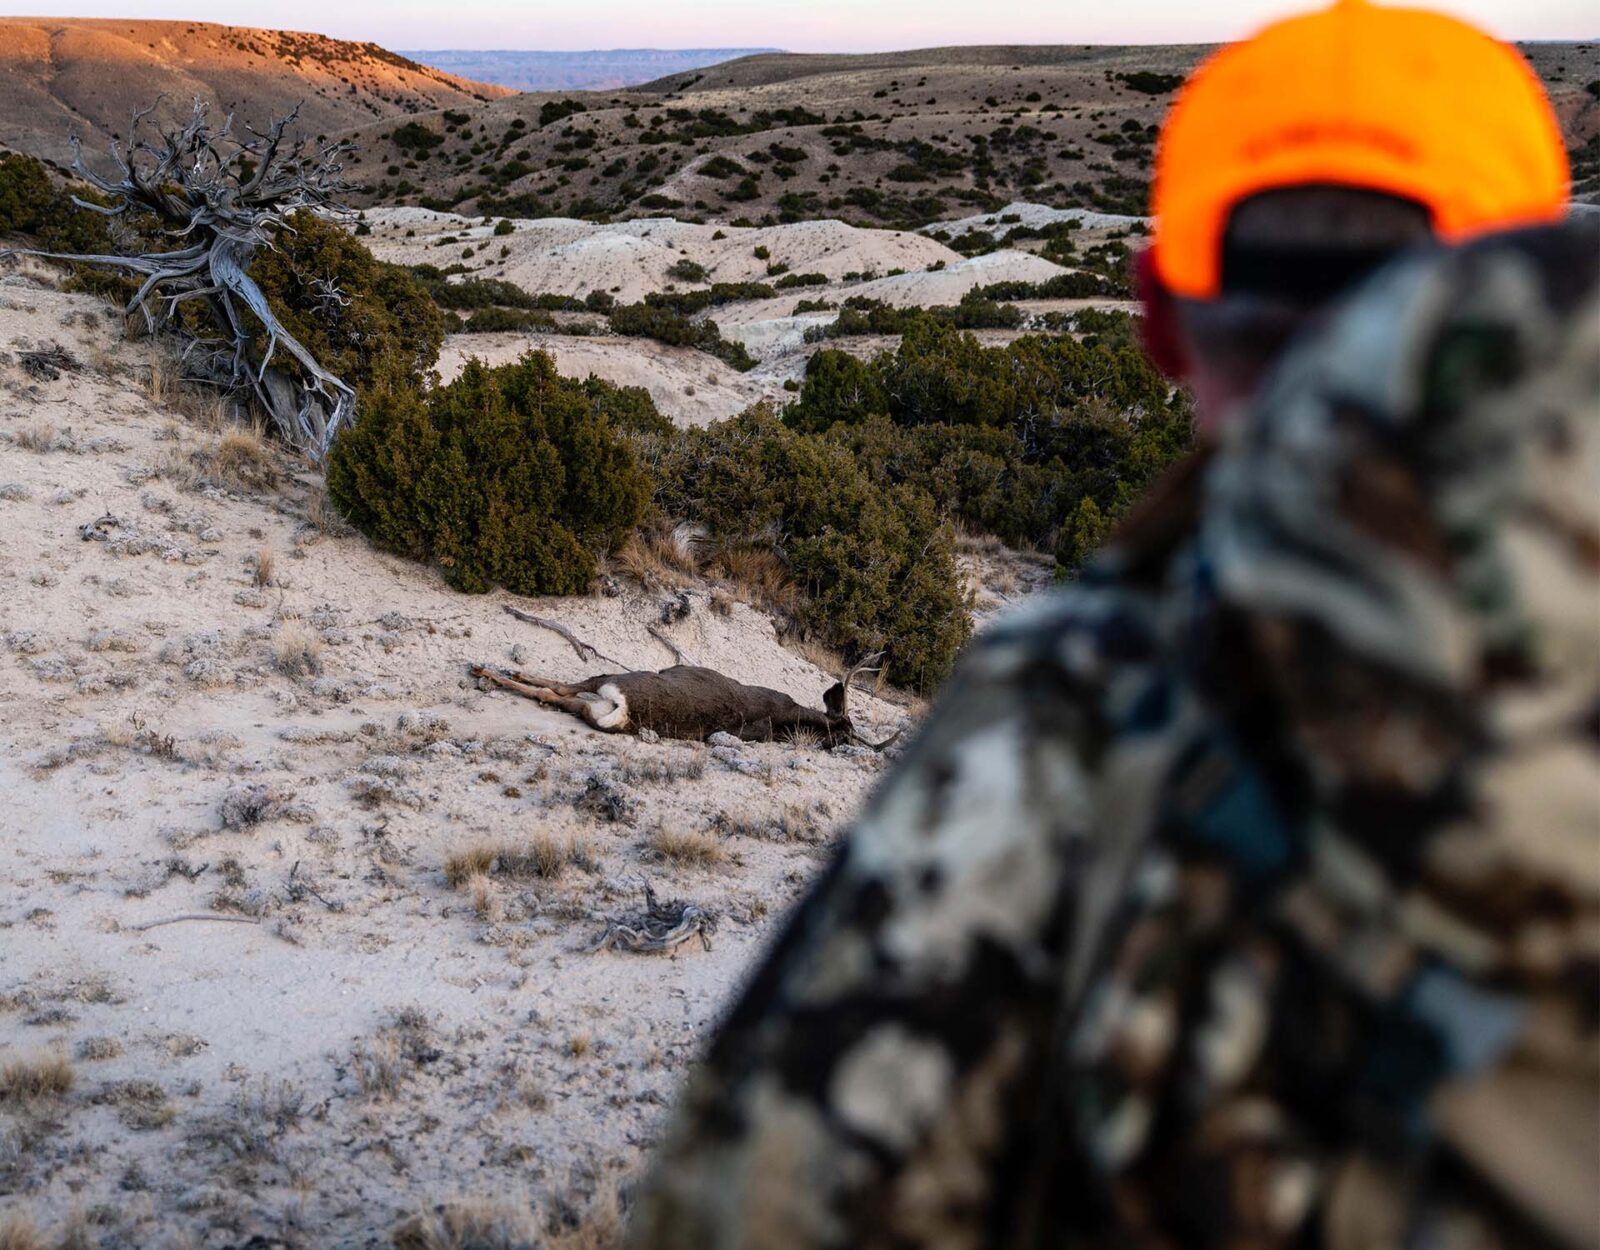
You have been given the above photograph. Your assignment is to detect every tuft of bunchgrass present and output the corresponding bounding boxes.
[444,832,594,888]
[644,823,725,867]
[0,1052,73,1104]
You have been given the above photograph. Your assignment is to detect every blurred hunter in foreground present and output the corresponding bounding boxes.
[629,3,1599,1248]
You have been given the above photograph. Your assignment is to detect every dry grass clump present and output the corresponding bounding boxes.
[713,804,825,844]
[352,1009,439,1100]
[303,487,353,538]
[615,750,707,786]
[546,1182,625,1250]
[151,443,204,491]
[0,1052,73,1104]
[75,1036,122,1062]
[709,544,799,614]
[213,425,276,488]
[188,1078,305,1166]
[150,422,279,493]
[14,424,56,454]
[0,1215,44,1250]
[145,356,176,408]
[786,636,847,680]
[393,1170,625,1250]
[90,1078,173,1130]
[271,620,323,678]
[644,823,726,867]
[391,1201,542,1250]
[252,545,276,588]
[445,833,594,888]
[464,872,498,921]
[612,526,698,590]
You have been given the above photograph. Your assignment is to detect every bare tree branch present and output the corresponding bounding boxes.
[0,97,358,460]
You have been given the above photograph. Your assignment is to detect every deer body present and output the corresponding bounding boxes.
[473,664,852,744]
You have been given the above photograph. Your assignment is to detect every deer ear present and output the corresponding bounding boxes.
[823,682,846,716]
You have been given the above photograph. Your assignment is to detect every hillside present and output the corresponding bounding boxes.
[357,204,1136,426]
[340,40,1600,226]
[402,48,782,92]
[0,256,963,1244]
[0,18,511,174]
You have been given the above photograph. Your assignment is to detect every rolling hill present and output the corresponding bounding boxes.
[339,40,1600,227]
[0,18,511,174]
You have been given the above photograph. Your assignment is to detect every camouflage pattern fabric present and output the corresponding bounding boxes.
[626,222,1600,1250]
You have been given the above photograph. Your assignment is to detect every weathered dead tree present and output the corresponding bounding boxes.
[3,99,356,460]
[470,655,900,748]
[593,885,717,954]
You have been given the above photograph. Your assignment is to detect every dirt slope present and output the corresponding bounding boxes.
[0,262,938,1245]
[0,18,509,174]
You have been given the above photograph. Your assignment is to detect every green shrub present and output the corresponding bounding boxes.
[699,155,746,180]
[390,122,443,154]
[327,352,649,596]
[773,271,828,290]
[0,153,56,233]
[0,153,130,297]
[539,100,587,127]
[248,212,445,397]
[784,320,1192,565]
[493,219,515,236]
[667,258,709,283]
[804,295,1023,341]
[651,406,970,690]
[457,306,556,333]
[608,302,755,371]
[1116,71,1184,95]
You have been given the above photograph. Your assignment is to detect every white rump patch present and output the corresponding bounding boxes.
[581,683,630,731]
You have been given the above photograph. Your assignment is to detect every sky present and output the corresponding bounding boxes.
[12,0,1595,50]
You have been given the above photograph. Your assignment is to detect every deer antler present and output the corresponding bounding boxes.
[838,652,902,750]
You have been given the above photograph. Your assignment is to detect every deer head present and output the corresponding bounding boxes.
[822,652,902,750]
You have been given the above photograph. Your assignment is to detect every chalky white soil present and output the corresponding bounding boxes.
[0,269,930,1247]
[363,205,1133,427]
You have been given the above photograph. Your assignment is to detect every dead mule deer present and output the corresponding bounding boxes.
[470,656,898,747]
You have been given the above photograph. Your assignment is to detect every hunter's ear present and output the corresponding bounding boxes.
[823,682,846,716]
[1136,249,1188,381]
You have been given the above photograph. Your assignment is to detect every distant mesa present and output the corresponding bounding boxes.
[399,48,784,93]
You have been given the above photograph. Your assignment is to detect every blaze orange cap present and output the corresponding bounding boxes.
[1152,0,1569,300]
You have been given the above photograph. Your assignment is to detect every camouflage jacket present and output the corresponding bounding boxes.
[627,222,1600,1250]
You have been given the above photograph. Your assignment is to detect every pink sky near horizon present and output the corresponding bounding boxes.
[10,0,1595,49]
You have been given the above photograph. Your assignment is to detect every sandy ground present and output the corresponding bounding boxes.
[435,331,790,428]
[928,201,1149,239]
[0,272,973,1247]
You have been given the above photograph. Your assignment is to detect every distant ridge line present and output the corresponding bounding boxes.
[399,48,783,92]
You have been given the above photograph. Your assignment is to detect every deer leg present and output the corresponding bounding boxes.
[471,666,562,702]
[504,671,583,698]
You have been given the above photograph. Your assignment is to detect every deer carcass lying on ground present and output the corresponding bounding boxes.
[469,657,898,747]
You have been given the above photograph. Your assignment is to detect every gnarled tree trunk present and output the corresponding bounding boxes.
[1,99,357,461]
